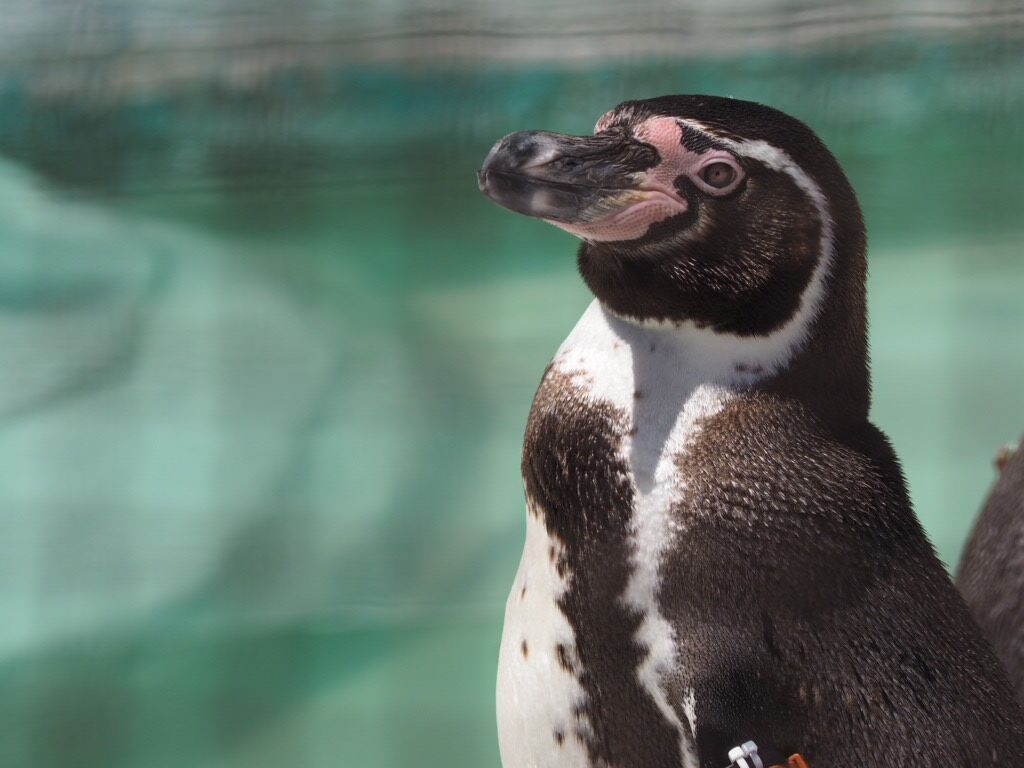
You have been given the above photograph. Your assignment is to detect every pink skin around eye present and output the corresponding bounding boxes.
[548,116,738,243]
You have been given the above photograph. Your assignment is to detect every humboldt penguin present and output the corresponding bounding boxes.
[958,437,1024,702]
[477,95,1024,767]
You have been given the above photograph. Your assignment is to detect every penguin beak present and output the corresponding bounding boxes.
[477,130,656,225]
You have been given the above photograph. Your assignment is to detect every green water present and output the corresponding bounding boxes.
[0,29,1023,768]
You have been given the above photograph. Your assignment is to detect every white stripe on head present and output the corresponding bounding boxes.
[717,130,836,376]
[610,119,837,383]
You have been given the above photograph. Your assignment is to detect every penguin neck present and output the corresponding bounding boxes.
[762,238,870,430]
[594,239,870,432]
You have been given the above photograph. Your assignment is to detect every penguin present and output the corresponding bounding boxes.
[957,437,1024,702]
[476,95,1024,768]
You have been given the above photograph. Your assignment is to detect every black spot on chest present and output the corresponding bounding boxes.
[521,370,684,768]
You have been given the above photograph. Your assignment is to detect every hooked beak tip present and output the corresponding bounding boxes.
[477,129,648,226]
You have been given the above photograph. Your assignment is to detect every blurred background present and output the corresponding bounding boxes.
[0,0,1022,766]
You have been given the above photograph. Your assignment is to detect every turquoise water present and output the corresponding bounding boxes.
[0,17,1023,768]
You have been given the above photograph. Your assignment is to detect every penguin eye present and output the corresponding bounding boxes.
[699,162,737,189]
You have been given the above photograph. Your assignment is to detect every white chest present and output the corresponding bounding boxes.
[497,301,759,768]
[496,505,592,768]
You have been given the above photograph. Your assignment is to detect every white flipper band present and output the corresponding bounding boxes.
[726,740,764,768]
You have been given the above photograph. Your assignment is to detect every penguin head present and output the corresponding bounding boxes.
[478,95,864,336]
